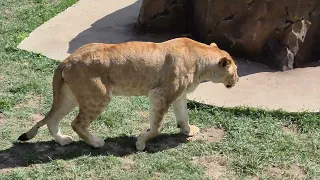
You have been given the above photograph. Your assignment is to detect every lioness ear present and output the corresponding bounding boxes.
[219,57,231,68]
[210,42,217,47]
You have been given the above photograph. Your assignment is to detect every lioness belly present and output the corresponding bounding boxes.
[111,81,154,96]
[111,88,149,96]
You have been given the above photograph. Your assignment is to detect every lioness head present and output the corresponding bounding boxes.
[214,56,239,88]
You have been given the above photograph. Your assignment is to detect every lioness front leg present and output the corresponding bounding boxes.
[172,94,199,136]
[136,89,170,151]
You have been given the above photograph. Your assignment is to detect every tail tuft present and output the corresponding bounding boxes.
[18,133,29,141]
[17,120,45,142]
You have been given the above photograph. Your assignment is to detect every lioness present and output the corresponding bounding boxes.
[18,38,239,151]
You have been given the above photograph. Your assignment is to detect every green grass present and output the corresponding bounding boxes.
[0,0,319,179]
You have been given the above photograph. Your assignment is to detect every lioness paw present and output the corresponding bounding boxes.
[136,140,146,151]
[89,138,105,148]
[56,135,73,146]
[181,125,200,136]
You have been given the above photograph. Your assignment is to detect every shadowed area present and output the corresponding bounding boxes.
[0,133,190,170]
[67,0,182,54]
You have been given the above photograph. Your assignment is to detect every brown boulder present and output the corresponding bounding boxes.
[136,0,320,70]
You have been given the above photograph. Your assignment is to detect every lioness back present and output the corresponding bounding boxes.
[62,38,205,96]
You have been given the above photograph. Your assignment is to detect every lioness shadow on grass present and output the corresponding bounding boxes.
[0,133,189,170]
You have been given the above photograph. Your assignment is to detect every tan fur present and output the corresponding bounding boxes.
[18,38,239,151]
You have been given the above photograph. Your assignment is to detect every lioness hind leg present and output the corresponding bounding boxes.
[71,106,107,148]
[47,84,78,146]
[172,94,199,136]
[70,79,111,148]
[136,89,170,151]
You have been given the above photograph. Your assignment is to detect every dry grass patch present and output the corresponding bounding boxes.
[266,165,306,179]
[14,95,41,109]
[282,124,298,135]
[0,113,4,125]
[120,156,135,171]
[188,127,225,143]
[192,154,232,180]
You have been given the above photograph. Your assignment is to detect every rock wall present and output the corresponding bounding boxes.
[136,0,320,70]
